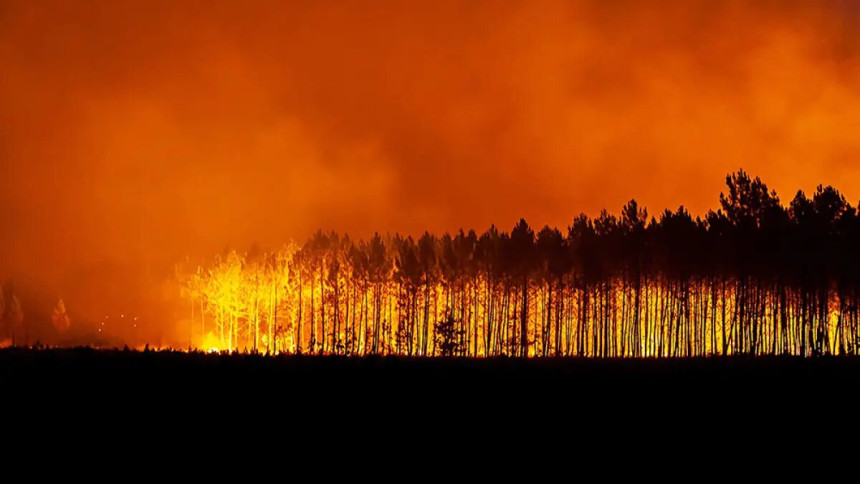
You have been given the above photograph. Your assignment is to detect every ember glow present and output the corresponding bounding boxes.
[4,1,860,350]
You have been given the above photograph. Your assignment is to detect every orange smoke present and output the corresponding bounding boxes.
[2,0,860,342]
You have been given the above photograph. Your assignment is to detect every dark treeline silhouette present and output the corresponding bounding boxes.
[179,170,860,357]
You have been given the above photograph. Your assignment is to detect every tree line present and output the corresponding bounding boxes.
[0,287,71,346]
[178,170,860,357]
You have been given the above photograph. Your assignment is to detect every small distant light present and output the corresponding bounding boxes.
[121,314,124,318]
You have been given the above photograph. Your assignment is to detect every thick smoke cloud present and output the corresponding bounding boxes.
[2,0,860,341]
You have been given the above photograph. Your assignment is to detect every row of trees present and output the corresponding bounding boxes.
[178,170,860,357]
[0,290,71,346]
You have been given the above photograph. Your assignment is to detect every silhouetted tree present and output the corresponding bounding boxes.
[435,314,462,357]
[9,295,23,346]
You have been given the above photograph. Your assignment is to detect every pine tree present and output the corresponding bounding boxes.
[52,298,71,333]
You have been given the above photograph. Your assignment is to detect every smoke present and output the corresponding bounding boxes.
[3,0,860,341]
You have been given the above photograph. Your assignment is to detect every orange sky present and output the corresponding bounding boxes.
[3,0,860,333]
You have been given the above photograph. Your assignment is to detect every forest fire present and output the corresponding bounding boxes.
[8,4,860,439]
[4,1,860,361]
[175,172,860,358]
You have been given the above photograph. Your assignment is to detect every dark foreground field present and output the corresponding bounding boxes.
[2,349,858,405]
[4,348,860,388]
[4,348,860,394]
[3,348,859,441]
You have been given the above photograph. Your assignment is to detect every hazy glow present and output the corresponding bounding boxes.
[3,1,860,342]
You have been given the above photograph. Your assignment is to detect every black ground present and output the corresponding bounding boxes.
[3,349,858,409]
[3,348,859,444]
[5,348,849,471]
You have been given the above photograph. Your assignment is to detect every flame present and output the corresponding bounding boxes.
[178,239,854,358]
[200,332,222,354]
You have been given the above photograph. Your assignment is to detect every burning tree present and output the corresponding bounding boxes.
[52,298,71,333]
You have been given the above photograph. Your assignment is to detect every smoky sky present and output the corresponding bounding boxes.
[3,0,860,329]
